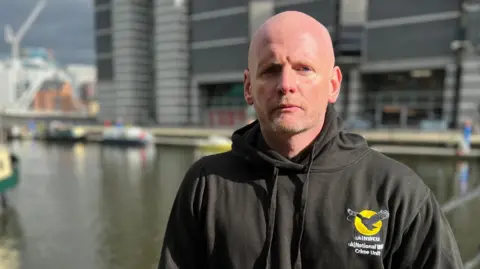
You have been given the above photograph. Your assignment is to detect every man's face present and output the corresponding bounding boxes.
[244,31,342,135]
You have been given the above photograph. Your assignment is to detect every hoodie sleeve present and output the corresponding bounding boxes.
[158,164,208,269]
[390,190,464,269]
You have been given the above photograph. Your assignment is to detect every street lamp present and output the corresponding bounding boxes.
[451,0,480,128]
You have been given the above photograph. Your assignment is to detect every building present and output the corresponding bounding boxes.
[94,0,480,128]
[66,64,97,85]
[94,0,154,125]
[94,0,364,126]
[189,0,365,127]
[361,0,480,128]
[32,81,77,112]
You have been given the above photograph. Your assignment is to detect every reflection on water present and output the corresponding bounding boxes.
[394,155,480,265]
[450,160,480,265]
[392,156,480,205]
[0,208,22,269]
[456,161,470,196]
[0,142,479,268]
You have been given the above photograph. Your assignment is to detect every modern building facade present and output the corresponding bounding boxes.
[362,0,480,128]
[189,0,364,126]
[94,0,480,128]
[94,0,155,125]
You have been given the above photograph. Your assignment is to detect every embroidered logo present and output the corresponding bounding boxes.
[346,208,389,256]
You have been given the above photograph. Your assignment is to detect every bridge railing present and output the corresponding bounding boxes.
[0,108,94,119]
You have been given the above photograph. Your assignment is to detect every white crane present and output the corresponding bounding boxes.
[4,0,47,107]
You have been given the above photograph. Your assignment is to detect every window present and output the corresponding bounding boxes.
[95,0,111,6]
[341,0,366,26]
[97,58,114,81]
[95,9,111,30]
[96,35,112,54]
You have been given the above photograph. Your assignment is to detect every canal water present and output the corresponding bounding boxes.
[1,141,479,269]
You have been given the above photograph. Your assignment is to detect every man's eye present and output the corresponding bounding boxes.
[297,66,312,72]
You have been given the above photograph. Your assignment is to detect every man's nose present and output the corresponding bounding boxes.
[277,67,297,94]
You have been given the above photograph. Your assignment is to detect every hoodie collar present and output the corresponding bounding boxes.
[231,104,370,269]
[231,103,368,172]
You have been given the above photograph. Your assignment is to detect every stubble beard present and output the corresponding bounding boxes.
[269,117,311,135]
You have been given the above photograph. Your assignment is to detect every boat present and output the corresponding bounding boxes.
[0,146,20,210]
[6,125,22,140]
[197,135,232,155]
[101,126,154,146]
[43,121,86,142]
[0,111,20,208]
[0,150,19,193]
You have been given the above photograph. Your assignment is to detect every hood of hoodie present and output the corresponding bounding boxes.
[231,104,370,269]
[231,103,369,172]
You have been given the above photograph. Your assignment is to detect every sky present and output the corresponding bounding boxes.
[0,0,94,65]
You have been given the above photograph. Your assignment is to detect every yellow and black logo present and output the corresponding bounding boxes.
[347,209,390,236]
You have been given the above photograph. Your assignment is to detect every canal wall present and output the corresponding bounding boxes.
[74,126,480,157]
[80,126,480,147]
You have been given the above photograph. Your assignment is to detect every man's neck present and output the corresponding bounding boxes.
[261,123,324,158]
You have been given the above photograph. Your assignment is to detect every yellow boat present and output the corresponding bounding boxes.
[197,135,232,155]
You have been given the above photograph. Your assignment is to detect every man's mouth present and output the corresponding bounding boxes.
[276,104,302,112]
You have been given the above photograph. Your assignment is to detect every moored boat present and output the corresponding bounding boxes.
[43,121,86,142]
[197,135,232,155]
[101,126,154,146]
[0,146,20,209]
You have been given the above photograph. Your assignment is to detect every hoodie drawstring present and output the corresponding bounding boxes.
[293,145,315,269]
[264,145,316,269]
[265,167,279,269]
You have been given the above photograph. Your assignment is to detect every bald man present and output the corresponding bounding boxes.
[158,11,463,269]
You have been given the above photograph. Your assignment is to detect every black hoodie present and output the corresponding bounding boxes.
[158,105,464,269]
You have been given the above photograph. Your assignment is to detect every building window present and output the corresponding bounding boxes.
[97,58,114,81]
[341,0,366,26]
[362,69,446,128]
[95,0,111,6]
[95,9,111,30]
[96,35,112,54]
[201,83,248,127]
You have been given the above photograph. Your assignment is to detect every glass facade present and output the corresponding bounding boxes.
[362,69,446,127]
[94,0,113,81]
[201,83,247,127]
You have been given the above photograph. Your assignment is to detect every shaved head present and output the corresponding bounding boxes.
[243,11,342,157]
[248,11,335,73]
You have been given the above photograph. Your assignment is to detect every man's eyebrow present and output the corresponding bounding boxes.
[255,58,271,72]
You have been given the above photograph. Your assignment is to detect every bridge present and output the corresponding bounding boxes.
[0,0,98,129]
[0,61,99,128]
[0,109,98,127]
[0,48,99,128]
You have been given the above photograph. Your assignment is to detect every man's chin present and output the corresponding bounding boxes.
[270,120,307,134]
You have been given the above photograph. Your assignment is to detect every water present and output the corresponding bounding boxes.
[0,141,479,269]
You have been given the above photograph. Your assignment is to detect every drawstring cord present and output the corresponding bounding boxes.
[265,167,279,269]
[264,144,316,269]
[293,145,315,269]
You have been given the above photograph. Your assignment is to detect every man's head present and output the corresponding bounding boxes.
[244,11,342,136]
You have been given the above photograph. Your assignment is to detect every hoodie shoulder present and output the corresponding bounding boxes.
[361,149,433,228]
[192,150,251,178]
[362,151,463,268]
[366,149,430,194]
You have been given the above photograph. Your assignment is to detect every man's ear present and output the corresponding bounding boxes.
[328,66,342,103]
[244,69,253,105]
